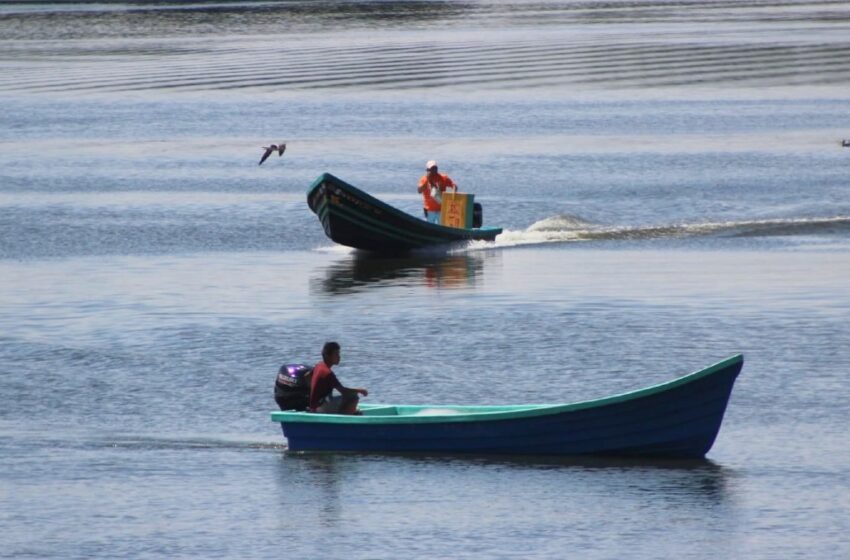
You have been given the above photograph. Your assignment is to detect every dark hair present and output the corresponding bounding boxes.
[322,341,340,361]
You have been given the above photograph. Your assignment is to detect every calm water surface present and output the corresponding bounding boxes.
[2,1,850,558]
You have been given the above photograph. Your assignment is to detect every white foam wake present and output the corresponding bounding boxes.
[460,214,850,252]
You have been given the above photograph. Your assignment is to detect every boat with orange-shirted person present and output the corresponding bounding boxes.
[307,172,502,253]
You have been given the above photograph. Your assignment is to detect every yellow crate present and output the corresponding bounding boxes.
[440,192,474,229]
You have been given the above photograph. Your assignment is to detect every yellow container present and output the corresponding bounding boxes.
[440,192,474,229]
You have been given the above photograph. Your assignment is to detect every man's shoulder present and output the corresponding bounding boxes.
[313,361,331,375]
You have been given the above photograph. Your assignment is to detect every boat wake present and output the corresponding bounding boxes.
[526,214,595,232]
[92,434,286,452]
[464,214,850,251]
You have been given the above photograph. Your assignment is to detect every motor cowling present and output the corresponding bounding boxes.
[275,363,313,411]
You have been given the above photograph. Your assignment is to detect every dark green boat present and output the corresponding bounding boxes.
[307,173,502,253]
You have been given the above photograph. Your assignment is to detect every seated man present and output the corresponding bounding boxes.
[309,341,368,414]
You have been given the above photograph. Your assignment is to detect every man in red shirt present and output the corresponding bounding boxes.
[417,160,457,224]
[309,342,368,414]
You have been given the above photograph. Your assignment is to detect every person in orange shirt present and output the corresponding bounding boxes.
[417,160,457,224]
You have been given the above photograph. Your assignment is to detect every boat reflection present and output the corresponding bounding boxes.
[316,252,485,295]
[281,451,730,509]
[276,453,344,527]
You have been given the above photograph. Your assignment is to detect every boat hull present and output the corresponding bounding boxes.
[307,173,502,253]
[272,355,743,458]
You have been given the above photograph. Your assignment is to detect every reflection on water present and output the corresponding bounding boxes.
[443,453,731,507]
[280,454,345,527]
[315,253,484,295]
[279,451,730,515]
[292,449,728,473]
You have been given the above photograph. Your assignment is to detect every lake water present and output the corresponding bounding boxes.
[2,1,850,558]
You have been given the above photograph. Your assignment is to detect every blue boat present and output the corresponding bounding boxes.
[307,172,502,253]
[271,354,743,458]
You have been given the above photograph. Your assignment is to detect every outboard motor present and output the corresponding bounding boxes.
[473,202,483,228]
[274,363,313,411]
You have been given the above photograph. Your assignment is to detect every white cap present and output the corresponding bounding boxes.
[425,160,438,171]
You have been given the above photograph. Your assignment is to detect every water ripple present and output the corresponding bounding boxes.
[2,0,849,95]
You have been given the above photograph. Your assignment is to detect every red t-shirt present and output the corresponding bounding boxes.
[309,360,343,411]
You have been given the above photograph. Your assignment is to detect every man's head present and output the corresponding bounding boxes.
[426,160,438,175]
[322,341,341,365]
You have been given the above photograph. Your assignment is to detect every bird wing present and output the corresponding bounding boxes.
[259,147,273,165]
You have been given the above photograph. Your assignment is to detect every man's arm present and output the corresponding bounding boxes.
[445,175,458,192]
[333,373,368,397]
[339,384,368,397]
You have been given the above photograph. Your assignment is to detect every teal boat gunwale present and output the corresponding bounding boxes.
[271,354,743,425]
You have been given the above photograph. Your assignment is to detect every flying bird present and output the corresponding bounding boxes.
[259,143,286,165]
[842,139,850,148]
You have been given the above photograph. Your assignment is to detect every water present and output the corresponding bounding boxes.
[2,1,850,558]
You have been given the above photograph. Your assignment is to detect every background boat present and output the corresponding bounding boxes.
[307,172,502,253]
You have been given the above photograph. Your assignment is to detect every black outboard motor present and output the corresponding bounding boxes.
[274,363,313,411]
[473,202,483,228]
